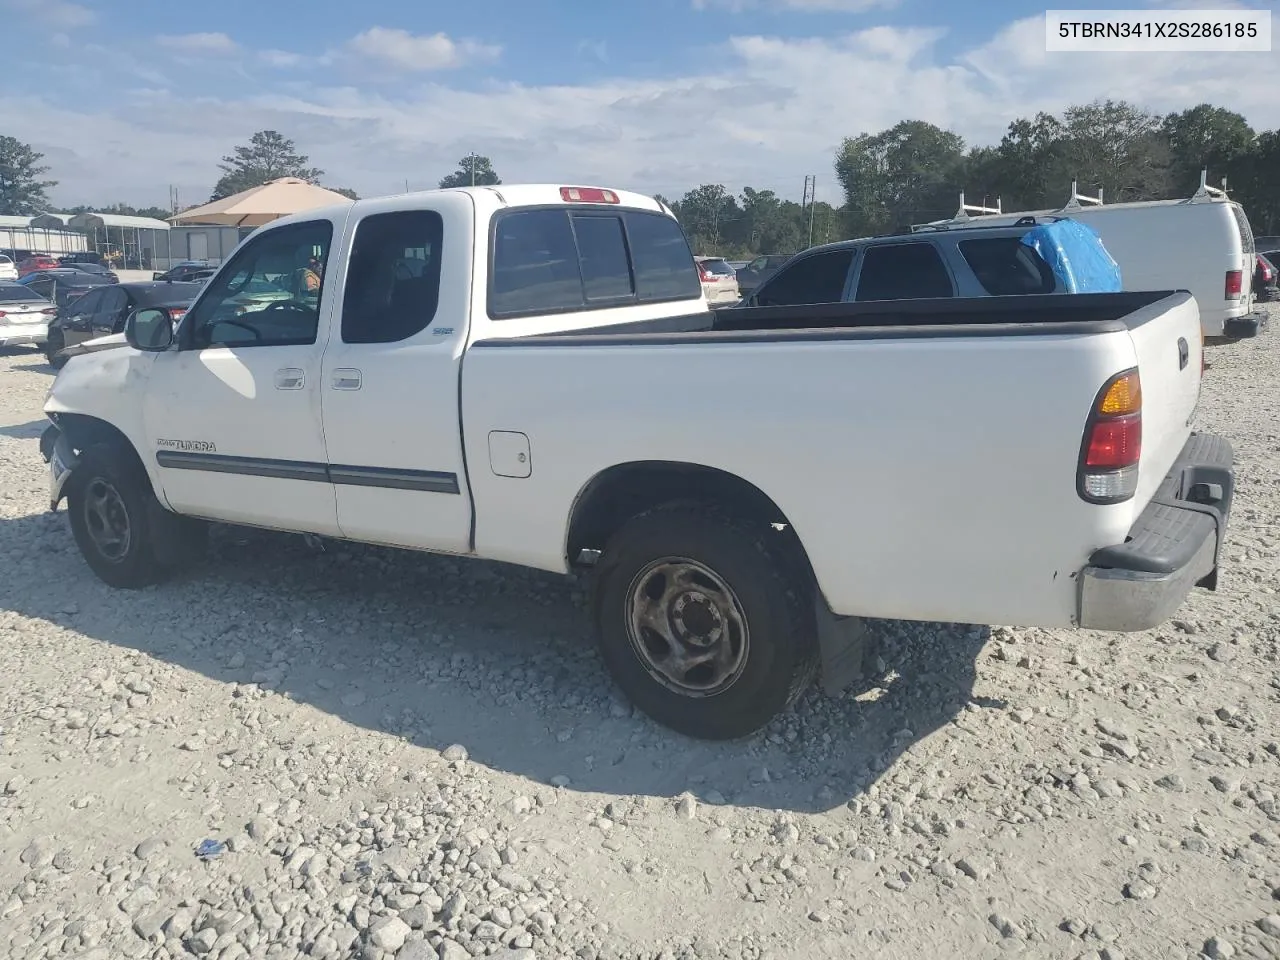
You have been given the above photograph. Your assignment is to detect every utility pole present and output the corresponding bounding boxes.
[808,175,816,248]
[469,153,477,186]
[801,175,817,247]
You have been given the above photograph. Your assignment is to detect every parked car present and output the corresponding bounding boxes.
[17,254,61,276]
[16,269,114,308]
[915,177,1263,341]
[153,261,215,282]
[44,280,202,367]
[0,281,57,348]
[1256,254,1278,302]
[42,183,1233,740]
[66,261,120,283]
[735,254,793,298]
[58,252,108,267]
[694,256,741,307]
[742,219,1116,310]
[0,254,18,282]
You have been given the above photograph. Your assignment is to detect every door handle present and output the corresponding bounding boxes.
[331,368,362,390]
[275,368,305,390]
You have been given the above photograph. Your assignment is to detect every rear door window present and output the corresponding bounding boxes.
[1230,204,1255,256]
[855,242,954,301]
[958,237,1056,296]
[753,250,854,306]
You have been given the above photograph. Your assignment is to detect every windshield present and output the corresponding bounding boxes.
[0,286,44,302]
[136,282,203,306]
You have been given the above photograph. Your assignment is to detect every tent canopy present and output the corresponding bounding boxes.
[170,177,353,227]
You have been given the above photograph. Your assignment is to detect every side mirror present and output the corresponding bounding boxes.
[126,308,174,351]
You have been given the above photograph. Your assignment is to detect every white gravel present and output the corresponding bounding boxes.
[1,310,1279,960]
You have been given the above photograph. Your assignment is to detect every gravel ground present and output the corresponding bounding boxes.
[2,311,1279,960]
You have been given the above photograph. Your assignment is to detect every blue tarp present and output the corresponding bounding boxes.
[1019,219,1122,293]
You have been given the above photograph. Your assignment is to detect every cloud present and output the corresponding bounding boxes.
[259,49,307,68]
[693,0,900,11]
[345,27,501,72]
[156,32,240,55]
[2,17,1278,210]
[0,0,94,28]
[576,40,609,64]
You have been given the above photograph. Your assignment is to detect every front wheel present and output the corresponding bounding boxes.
[66,443,204,588]
[592,504,818,740]
[44,329,66,368]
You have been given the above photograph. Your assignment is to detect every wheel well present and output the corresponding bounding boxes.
[567,461,813,575]
[52,414,142,466]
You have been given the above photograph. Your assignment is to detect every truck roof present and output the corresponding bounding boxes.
[260,184,669,233]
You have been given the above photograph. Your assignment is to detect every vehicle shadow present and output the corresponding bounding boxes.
[0,510,993,814]
[0,419,47,440]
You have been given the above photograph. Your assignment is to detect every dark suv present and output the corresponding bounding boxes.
[45,281,202,366]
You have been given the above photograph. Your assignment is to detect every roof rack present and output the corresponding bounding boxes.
[1062,179,1103,210]
[1189,167,1229,202]
[909,191,1002,233]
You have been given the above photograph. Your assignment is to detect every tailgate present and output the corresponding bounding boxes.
[1124,292,1204,507]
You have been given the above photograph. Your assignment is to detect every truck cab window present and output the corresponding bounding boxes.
[855,242,953,301]
[754,250,854,306]
[342,210,445,344]
[491,209,584,316]
[623,212,701,302]
[184,220,333,349]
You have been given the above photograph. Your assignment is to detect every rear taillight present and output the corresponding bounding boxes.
[1225,269,1242,299]
[41,307,56,315]
[169,309,187,321]
[1079,368,1142,503]
[697,266,713,283]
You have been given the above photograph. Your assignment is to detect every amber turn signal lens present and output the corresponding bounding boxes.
[1098,372,1141,416]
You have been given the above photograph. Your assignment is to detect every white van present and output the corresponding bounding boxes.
[913,174,1262,340]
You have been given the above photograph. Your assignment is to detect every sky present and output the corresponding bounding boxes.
[0,0,1277,211]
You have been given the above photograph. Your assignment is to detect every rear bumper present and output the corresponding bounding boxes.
[1223,311,1263,339]
[0,325,48,346]
[1078,432,1233,632]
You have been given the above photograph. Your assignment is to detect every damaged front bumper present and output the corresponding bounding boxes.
[41,423,79,511]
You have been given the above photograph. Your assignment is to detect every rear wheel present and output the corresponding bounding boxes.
[592,503,817,740]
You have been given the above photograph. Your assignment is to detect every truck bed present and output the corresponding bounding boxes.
[474,291,1182,345]
[462,288,1204,629]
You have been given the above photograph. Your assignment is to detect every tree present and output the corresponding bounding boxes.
[835,120,968,235]
[331,187,359,200]
[1054,100,1171,203]
[211,130,323,201]
[438,155,500,189]
[676,184,741,254]
[65,202,172,220]
[1161,104,1255,193]
[988,112,1066,210]
[0,135,57,216]
[1228,129,1280,234]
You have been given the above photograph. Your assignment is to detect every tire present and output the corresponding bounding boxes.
[44,329,66,368]
[592,503,818,740]
[66,443,203,588]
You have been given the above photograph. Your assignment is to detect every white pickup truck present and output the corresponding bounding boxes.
[41,184,1236,740]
